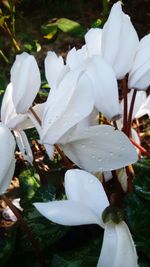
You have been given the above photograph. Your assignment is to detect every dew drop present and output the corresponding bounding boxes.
[92,155,96,159]
[74,112,79,117]
[109,152,113,156]
[81,144,86,149]
[88,178,94,183]
[98,157,102,162]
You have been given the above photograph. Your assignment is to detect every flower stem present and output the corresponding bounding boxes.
[122,77,128,135]
[130,138,150,158]
[127,90,137,136]
[125,165,134,193]
[2,195,46,267]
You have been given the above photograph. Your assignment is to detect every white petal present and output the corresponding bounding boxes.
[45,51,69,90]
[113,15,139,79]
[86,56,120,120]
[14,130,33,164]
[0,123,16,190]
[85,28,102,57]
[0,158,16,195]
[61,125,138,172]
[0,83,28,129]
[34,200,100,226]
[65,169,109,228]
[115,222,138,267]
[129,60,150,90]
[101,2,123,66]
[44,144,55,160]
[66,46,87,70]
[97,222,117,267]
[42,70,94,144]
[136,95,150,118]
[2,198,22,222]
[116,168,128,192]
[11,52,41,113]
[97,221,138,267]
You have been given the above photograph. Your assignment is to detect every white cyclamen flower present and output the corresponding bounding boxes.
[10,52,41,114]
[128,34,150,90]
[0,83,34,163]
[0,123,16,195]
[101,1,139,79]
[34,169,139,267]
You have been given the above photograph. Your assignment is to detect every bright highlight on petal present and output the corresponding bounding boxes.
[11,52,41,114]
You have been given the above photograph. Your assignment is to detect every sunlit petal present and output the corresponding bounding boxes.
[34,200,100,226]
[61,125,138,172]
[65,169,109,228]
[11,52,41,113]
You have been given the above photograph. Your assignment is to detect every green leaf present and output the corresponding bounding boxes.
[41,23,58,40]
[19,168,40,208]
[57,18,84,36]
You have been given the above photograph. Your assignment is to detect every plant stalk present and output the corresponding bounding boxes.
[2,194,46,267]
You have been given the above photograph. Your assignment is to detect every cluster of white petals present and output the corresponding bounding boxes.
[1,1,149,266]
[34,169,139,267]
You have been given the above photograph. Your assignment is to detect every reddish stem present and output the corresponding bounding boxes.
[127,90,137,136]
[130,138,150,158]
[122,77,128,135]
[2,195,46,267]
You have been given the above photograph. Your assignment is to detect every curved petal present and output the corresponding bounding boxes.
[11,52,41,113]
[34,200,100,226]
[0,123,16,195]
[113,15,139,79]
[66,46,87,70]
[86,56,120,120]
[41,71,94,144]
[61,125,138,172]
[136,95,150,118]
[0,158,16,195]
[97,222,117,267]
[128,60,150,90]
[101,1,123,66]
[14,130,33,164]
[0,83,28,129]
[65,169,109,228]
[97,221,138,267]
[85,28,102,57]
[45,51,69,90]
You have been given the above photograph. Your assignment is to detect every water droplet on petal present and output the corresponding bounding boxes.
[92,154,96,159]
[88,177,94,183]
[81,144,86,149]
[109,152,113,156]
[98,157,102,162]
[74,112,79,117]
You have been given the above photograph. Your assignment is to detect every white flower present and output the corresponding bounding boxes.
[101,1,139,79]
[10,52,41,113]
[0,83,34,163]
[0,123,16,195]
[128,34,150,90]
[34,169,139,267]
[59,125,138,172]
